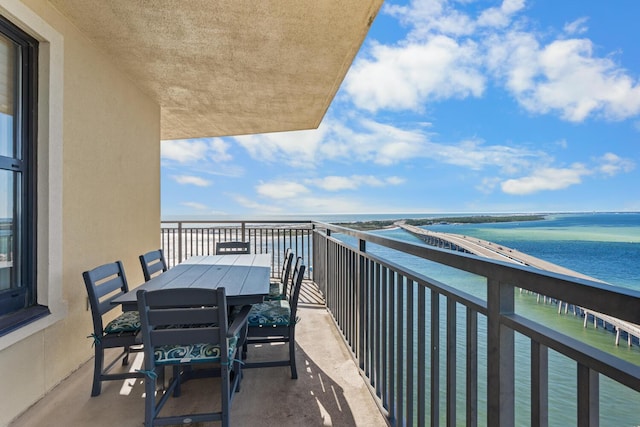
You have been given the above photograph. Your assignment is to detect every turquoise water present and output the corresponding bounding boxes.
[352,212,640,426]
[424,212,640,290]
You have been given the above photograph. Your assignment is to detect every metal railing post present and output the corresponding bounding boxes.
[177,221,183,263]
[487,279,515,427]
[358,238,366,369]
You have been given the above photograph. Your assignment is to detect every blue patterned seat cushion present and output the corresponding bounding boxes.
[248,300,291,326]
[153,336,239,365]
[104,311,141,334]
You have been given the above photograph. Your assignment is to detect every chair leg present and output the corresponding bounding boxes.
[221,363,231,427]
[233,354,243,392]
[172,366,182,397]
[144,368,157,427]
[122,346,130,366]
[240,322,248,360]
[289,330,297,379]
[91,344,104,396]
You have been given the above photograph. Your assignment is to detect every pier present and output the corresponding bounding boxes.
[398,222,640,347]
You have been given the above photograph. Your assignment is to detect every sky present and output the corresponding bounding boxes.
[160,0,640,218]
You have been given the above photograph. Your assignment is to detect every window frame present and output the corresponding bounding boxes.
[0,14,43,335]
[0,1,64,350]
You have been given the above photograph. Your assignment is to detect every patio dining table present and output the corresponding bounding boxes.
[113,253,271,311]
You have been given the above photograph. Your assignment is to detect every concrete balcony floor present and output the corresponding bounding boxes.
[10,282,387,427]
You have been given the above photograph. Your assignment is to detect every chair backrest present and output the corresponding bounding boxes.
[136,287,230,367]
[215,241,250,255]
[283,255,302,301]
[139,249,168,282]
[280,248,294,284]
[287,257,305,320]
[82,261,130,333]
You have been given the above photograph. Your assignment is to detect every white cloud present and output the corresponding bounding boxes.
[229,117,427,167]
[294,196,383,214]
[369,1,640,123]
[344,36,485,112]
[255,181,310,200]
[232,113,544,174]
[386,176,406,185]
[162,139,211,163]
[596,153,635,176]
[306,175,405,191]
[328,118,431,165]
[308,176,360,191]
[385,0,474,37]
[477,176,501,194]
[325,118,539,171]
[233,128,325,168]
[564,17,589,36]
[162,138,232,163]
[180,201,208,211]
[208,138,233,162]
[487,32,640,122]
[485,31,540,93]
[497,152,633,195]
[531,39,640,121]
[173,175,212,187]
[424,138,542,173]
[234,192,386,215]
[385,0,525,40]
[501,164,590,195]
[477,0,525,28]
[232,195,283,214]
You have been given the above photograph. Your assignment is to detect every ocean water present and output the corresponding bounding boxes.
[335,212,640,425]
[422,212,640,290]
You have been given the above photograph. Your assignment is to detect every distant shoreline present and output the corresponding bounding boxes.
[332,214,547,231]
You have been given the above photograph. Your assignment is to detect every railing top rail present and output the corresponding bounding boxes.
[161,219,314,225]
[504,313,640,391]
[313,221,640,325]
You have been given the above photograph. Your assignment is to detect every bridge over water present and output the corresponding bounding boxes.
[398,222,640,346]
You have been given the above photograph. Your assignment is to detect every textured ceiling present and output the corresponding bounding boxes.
[50,0,383,139]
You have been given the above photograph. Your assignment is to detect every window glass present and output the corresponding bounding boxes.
[0,169,14,292]
[0,34,15,158]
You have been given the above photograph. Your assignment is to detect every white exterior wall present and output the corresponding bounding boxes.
[0,1,160,424]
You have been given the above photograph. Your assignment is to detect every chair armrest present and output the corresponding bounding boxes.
[228,305,251,338]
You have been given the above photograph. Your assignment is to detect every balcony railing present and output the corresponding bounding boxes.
[161,220,640,426]
[161,220,313,279]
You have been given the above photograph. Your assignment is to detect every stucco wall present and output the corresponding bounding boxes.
[0,1,160,424]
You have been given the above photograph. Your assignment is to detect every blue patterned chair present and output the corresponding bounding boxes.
[267,248,294,300]
[243,257,305,379]
[139,248,168,282]
[136,287,250,427]
[82,261,144,396]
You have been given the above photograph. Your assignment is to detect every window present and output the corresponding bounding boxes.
[0,15,43,334]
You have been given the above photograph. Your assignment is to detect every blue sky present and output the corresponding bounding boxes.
[161,0,640,218]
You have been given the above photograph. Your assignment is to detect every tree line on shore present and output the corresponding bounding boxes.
[333,214,546,231]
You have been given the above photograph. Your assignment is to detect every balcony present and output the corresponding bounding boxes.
[11,277,386,427]
[11,220,640,426]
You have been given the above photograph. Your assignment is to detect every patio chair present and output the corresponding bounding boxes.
[139,248,168,282]
[215,241,250,255]
[82,261,144,396]
[266,248,294,301]
[243,257,305,379]
[136,287,250,427]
